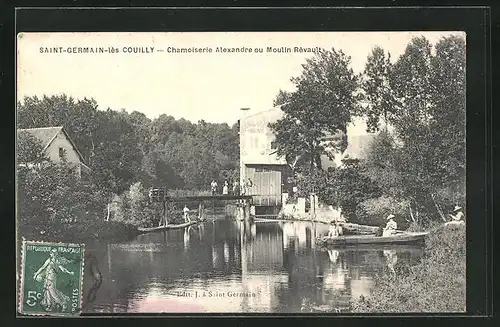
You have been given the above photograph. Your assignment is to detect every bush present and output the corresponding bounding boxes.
[350,224,466,312]
[17,162,108,226]
[356,195,410,227]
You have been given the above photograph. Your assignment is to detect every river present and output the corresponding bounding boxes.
[81,218,423,314]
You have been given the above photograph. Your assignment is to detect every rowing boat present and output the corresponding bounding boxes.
[137,221,198,233]
[317,232,428,246]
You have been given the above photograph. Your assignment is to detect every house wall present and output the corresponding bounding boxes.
[239,108,375,206]
[45,131,83,176]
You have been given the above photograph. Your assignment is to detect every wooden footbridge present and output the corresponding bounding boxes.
[166,195,253,202]
[152,193,255,227]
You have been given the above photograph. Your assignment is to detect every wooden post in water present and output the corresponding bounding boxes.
[106,203,110,222]
[212,197,215,219]
[244,199,252,223]
[158,202,163,227]
[163,200,168,226]
[198,200,204,221]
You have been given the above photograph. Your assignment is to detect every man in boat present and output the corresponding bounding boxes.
[449,206,464,221]
[382,214,398,237]
[446,206,465,226]
[327,220,340,238]
[183,205,191,223]
[335,221,344,236]
[210,180,218,196]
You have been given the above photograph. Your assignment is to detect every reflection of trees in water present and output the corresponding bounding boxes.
[383,250,398,276]
[87,221,425,313]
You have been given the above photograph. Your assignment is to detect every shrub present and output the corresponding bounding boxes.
[356,195,410,227]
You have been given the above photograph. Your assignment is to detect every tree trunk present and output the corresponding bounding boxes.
[409,205,415,223]
[384,110,388,132]
[106,204,110,222]
[431,193,447,222]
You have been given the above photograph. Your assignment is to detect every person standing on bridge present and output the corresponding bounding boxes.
[183,205,191,223]
[245,178,253,195]
[222,181,229,195]
[232,180,239,196]
[210,180,218,196]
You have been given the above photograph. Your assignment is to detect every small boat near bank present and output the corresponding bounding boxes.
[137,221,198,233]
[253,218,378,233]
[317,232,428,246]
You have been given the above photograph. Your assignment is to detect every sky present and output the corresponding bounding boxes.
[17,31,464,127]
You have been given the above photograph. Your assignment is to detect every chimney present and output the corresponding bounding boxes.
[240,107,251,119]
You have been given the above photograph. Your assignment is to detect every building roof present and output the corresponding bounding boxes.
[17,126,90,168]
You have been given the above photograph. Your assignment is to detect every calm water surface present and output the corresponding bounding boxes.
[82,218,423,313]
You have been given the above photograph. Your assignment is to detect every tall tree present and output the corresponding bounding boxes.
[269,49,360,172]
[361,46,397,132]
[361,35,466,224]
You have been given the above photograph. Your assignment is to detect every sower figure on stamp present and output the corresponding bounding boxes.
[33,248,74,312]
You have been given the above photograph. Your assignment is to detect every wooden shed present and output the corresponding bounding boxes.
[239,108,292,209]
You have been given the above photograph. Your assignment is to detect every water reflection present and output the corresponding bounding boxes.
[83,219,423,313]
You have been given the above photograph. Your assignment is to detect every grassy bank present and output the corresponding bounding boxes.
[350,223,466,313]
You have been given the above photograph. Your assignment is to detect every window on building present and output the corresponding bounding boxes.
[59,147,66,160]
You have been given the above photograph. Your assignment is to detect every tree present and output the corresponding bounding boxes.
[17,94,100,164]
[360,35,466,224]
[327,158,382,221]
[17,131,48,165]
[270,49,360,172]
[361,46,397,132]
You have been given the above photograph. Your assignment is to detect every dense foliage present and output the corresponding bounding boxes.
[17,133,111,238]
[272,35,466,225]
[17,34,465,231]
[17,96,240,195]
[269,49,358,171]
[17,96,239,232]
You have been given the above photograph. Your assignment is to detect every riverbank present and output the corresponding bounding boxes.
[277,205,341,223]
[350,223,466,312]
[18,220,140,243]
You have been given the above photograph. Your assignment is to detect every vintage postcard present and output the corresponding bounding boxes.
[16,31,466,314]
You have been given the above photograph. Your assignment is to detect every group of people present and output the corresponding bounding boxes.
[210,178,253,196]
[325,205,465,239]
[182,178,257,223]
[327,220,344,238]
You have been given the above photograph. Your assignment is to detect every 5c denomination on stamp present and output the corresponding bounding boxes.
[18,241,85,316]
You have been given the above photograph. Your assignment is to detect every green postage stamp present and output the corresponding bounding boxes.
[18,241,85,316]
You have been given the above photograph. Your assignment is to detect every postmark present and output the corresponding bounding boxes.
[18,241,85,316]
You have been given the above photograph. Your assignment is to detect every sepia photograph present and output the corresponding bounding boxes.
[16,31,466,315]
